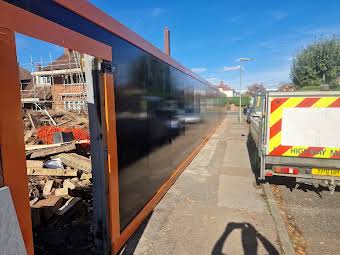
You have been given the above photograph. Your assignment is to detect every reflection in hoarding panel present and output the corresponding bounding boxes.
[112,37,225,229]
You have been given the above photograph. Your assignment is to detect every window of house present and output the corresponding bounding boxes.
[64,100,87,111]
[63,73,86,85]
[36,75,51,85]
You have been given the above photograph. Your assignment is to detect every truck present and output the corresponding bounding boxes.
[248,91,340,192]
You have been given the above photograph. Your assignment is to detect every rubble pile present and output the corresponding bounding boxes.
[26,143,92,228]
[23,109,92,227]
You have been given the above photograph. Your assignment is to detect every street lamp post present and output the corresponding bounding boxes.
[237,58,254,124]
[239,64,242,123]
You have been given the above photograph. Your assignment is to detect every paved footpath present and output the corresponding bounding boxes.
[122,115,282,255]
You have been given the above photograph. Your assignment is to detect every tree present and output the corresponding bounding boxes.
[290,37,340,88]
[278,82,295,92]
[247,83,266,96]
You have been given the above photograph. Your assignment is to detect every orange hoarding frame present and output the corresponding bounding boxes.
[0,1,112,254]
[0,1,112,61]
[53,0,214,88]
[0,27,34,255]
[103,72,121,247]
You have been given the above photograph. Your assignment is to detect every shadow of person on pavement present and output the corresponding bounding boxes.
[212,222,279,255]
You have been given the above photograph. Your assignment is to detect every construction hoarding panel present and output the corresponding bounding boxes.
[1,0,225,254]
[268,96,340,159]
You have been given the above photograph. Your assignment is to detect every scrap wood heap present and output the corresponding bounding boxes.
[27,144,93,228]
[23,109,89,145]
[23,109,93,229]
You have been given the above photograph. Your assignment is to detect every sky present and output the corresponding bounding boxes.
[16,0,340,89]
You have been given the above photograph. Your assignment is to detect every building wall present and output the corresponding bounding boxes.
[51,83,86,110]
[218,88,234,97]
[224,90,234,97]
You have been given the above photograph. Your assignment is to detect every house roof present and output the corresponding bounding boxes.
[19,66,52,100]
[19,66,32,81]
[217,81,233,91]
[42,49,82,71]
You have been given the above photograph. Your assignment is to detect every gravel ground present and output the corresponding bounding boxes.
[272,180,340,255]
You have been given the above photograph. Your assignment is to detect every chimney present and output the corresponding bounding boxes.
[164,27,170,56]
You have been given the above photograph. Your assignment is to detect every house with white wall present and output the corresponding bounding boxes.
[217,81,234,97]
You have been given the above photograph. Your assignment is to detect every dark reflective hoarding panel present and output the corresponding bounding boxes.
[112,38,225,229]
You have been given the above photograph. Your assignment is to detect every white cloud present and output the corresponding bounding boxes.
[191,67,207,73]
[223,65,241,72]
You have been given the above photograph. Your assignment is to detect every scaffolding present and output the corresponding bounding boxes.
[20,50,87,112]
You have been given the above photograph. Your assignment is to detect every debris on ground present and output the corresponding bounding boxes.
[23,109,94,253]
[27,146,92,227]
[23,109,89,145]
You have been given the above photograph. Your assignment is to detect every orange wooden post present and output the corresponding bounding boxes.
[102,71,121,252]
[0,28,34,254]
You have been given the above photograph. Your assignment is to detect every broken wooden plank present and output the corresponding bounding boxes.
[56,197,82,216]
[80,173,92,180]
[31,196,64,222]
[27,167,78,177]
[78,179,91,188]
[43,180,54,197]
[54,188,69,197]
[25,142,67,151]
[29,197,39,207]
[56,119,72,126]
[52,153,91,172]
[24,129,34,143]
[26,160,44,168]
[27,112,36,130]
[31,196,63,209]
[30,143,76,159]
[63,179,76,190]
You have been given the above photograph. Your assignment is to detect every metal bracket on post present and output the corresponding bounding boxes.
[101,61,115,74]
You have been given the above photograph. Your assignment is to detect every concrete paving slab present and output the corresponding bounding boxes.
[218,175,266,212]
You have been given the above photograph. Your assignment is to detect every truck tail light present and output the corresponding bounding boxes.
[274,167,299,175]
[265,172,273,177]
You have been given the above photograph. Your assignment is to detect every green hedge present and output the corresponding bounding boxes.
[297,86,340,91]
[226,96,250,107]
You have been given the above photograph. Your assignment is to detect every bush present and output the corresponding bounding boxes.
[227,96,250,107]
